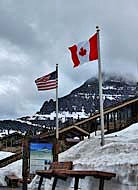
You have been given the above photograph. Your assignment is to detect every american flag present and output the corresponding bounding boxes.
[35,71,58,91]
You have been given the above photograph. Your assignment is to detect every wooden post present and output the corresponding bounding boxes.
[104,115,106,130]
[122,109,125,128]
[137,101,138,120]
[6,140,7,151]
[99,178,105,190]
[22,138,29,190]
[94,120,97,136]
[113,112,116,131]
[110,112,113,122]
[119,111,122,130]
[38,177,43,190]
[74,177,80,190]
[88,121,91,133]
[107,114,109,132]
[54,141,59,162]
[116,111,119,129]
[52,178,58,190]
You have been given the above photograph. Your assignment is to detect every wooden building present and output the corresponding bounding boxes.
[37,96,138,143]
[74,96,138,134]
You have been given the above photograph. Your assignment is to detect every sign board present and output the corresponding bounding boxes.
[30,142,53,174]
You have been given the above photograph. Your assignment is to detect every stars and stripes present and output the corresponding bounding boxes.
[35,71,58,91]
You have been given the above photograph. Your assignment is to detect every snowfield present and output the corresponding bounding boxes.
[0,122,138,189]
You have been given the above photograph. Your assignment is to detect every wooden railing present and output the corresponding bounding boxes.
[0,151,22,168]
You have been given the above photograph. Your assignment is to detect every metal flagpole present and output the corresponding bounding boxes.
[55,64,59,161]
[56,64,59,140]
[96,26,105,146]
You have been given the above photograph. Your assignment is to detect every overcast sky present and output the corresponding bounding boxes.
[0,0,138,119]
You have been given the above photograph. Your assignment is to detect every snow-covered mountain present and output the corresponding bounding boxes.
[0,74,137,132]
[39,75,137,115]
[20,74,137,129]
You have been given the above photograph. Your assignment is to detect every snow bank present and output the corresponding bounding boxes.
[105,122,138,142]
[1,123,138,189]
[0,151,22,186]
[0,151,14,160]
[59,122,138,188]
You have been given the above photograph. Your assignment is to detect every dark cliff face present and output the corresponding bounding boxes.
[38,75,137,115]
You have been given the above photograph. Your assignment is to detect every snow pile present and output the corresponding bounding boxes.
[1,123,138,189]
[0,151,22,186]
[59,123,138,187]
[105,123,138,142]
[0,151,14,160]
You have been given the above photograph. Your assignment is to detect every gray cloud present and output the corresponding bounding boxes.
[0,0,137,119]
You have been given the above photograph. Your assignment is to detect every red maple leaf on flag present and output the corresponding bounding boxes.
[79,47,87,56]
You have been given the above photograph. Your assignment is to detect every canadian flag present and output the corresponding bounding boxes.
[68,33,98,68]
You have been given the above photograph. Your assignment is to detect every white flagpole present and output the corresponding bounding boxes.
[56,64,59,140]
[55,64,59,161]
[96,26,105,146]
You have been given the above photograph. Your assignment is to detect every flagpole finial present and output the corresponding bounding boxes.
[96,26,100,32]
